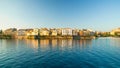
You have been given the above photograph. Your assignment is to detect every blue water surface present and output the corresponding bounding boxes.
[0,37,120,68]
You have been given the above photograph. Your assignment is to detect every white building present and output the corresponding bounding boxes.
[72,29,79,36]
[4,28,17,35]
[18,29,27,36]
[17,29,27,39]
[62,28,72,36]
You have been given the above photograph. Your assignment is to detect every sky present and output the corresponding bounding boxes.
[0,0,120,31]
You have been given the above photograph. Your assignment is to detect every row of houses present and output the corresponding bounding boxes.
[3,28,95,39]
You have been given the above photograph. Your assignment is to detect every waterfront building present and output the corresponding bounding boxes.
[1,28,96,39]
[78,29,95,37]
[26,29,34,39]
[26,28,38,36]
[4,28,17,38]
[26,29,34,36]
[89,31,95,36]
[17,28,39,39]
[17,29,27,39]
[110,31,115,36]
[33,28,39,35]
[83,29,94,36]
[94,31,102,37]
[87,29,95,36]
[62,28,72,36]
[79,30,84,36]
[40,28,49,36]
[56,28,62,36]
[72,29,79,36]
[82,29,90,36]
[50,28,57,36]
[110,28,120,36]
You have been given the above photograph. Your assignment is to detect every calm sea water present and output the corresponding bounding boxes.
[0,37,120,68]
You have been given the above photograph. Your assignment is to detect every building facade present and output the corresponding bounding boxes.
[40,28,49,36]
[110,28,120,36]
[4,28,17,38]
[50,29,57,36]
[62,28,72,36]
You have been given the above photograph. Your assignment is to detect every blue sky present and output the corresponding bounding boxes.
[0,0,120,31]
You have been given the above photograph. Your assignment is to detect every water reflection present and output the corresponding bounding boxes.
[26,39,38,49]
[0,39,18,51]
[24,39,93,51]
[1,38,120,68]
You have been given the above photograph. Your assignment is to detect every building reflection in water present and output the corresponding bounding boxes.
[30,40,38,48]
[4,39,19,50]
[109,37,120,47]
[25,39,38,49]
[79,39,92,49]
[24,39,93,51]
[51,39,57,47]
[59,39,73,50]
[21,38,120,50]
[39,39,49,50]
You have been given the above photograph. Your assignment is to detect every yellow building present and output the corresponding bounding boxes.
[17,29,27,39]
[26,29,38,36]
[110,28,120,36]
[79,30,84,36]
[50,29,57,36]
[40,28,49,36]
[56,28,62,36]
[4,28,18,38]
